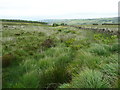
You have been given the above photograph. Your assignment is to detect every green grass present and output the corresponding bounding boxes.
[2,21,119,89]
[89,43,110,56]
[59,68,110,88]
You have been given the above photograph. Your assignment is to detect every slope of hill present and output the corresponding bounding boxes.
[41,17,118,25]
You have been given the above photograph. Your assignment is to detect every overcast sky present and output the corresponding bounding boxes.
[0,0,119,20]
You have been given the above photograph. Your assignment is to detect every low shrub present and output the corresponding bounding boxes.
[65,38,75,47]
[58,29,62,32]
[52,23,59,27]
[41,38,55,48]
[94,34,117,44]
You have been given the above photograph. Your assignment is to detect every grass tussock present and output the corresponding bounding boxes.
[59,69,110,88]
[39,66,71,88]
[89,43,111,56]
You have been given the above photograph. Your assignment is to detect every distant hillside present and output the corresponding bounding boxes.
[1,19,47,24]
[41,17,118,25]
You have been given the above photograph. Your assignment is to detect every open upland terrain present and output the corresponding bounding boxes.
[1,19,119,89]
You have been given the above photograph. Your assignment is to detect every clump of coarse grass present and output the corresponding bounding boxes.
[69,50,102,71]
[43,46,73,60]
[38,66,71,89]
[38,47,74,88]
[100,63,118,77]
[43,47,66,57]
[110,43,119,53]
[37,57,55,70]
[18,70,39,88]
[54,53,73,68]
[113,77,120,88]
[13,49,28,57]
[20,58,38,73]
[89,43,110,56]
[58,68,110,88]
[99,63,118,88]
[33,53,44,60]
[100,53,118,64]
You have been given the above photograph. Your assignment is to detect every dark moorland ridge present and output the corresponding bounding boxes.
[1,19,47,24]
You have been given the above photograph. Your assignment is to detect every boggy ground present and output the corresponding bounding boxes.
[2,22,119,88]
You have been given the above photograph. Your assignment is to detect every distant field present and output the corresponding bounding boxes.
[42,17,118,25]
[2,20,119,88]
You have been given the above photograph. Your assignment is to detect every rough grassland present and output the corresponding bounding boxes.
[2,22,119,89]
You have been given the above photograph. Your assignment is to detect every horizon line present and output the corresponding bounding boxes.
[0,16,118,21]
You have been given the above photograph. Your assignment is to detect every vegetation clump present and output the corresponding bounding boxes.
[41,38,55,48]
[52,23,59,27]
[59,69,110,88]
[2,53,15,67]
